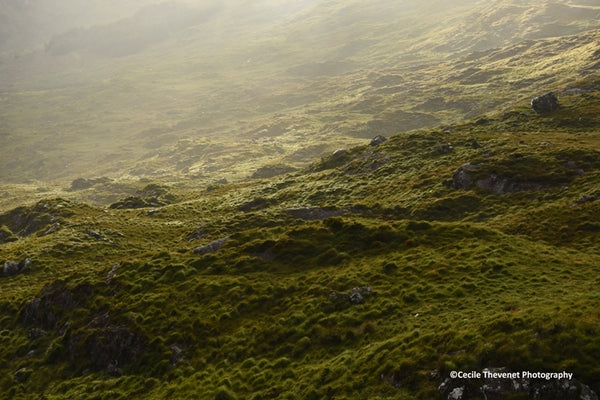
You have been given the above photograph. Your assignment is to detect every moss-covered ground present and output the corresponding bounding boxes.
[1,73,599,398]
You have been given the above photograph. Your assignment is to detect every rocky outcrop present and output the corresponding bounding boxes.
[21,281,89,330]
[452,163,550,194]
[531,92,560,113]
[70,323,144,376]
[438,367,598,400]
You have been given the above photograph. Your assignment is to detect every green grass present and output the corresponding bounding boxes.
[1,79,600,398]
[2,2,600,398]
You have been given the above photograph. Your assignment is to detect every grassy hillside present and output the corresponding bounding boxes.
[2,1,600,193]
[1,70,600,400]
[2,1,600,399]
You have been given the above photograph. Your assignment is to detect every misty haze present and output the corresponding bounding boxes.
[1,0,600,399]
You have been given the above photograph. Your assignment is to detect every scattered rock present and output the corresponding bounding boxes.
[369,135,387,146]
[531,92,560,113]
[193,237,230,255]
[2,258,31,278]
[214,177,228,185]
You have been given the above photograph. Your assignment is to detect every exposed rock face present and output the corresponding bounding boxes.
[531,92,560,113]
[438,367,598,400]
[452,163,549,194]
[193,237,230,254]
[369,135,387,146]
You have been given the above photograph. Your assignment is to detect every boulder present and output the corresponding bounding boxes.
[329,286,372,308]
[531,92,560,113]
[2,259,31,278]
[193,237,230,255]
[369,135,387,146]
[452,163,483,190]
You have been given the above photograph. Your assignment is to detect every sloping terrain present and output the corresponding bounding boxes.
[2,1,600,193]
[1,70,599,399]
[2,1,600,399]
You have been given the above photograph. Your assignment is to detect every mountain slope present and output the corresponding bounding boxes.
[2,1,600,190]
[1,71,599,399]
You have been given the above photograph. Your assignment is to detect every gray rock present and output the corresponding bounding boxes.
[531,92,560,113]
[329,286,372,308]
[452,163,483,190]
[369,135,387,146]
[193,236,230,255]
[332,149,348,157]
[2,258,31,277]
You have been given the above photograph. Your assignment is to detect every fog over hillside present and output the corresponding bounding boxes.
[1,2,600,399]
[1,0,599,191]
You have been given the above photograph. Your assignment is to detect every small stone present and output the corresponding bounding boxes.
[369,135,387,146]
